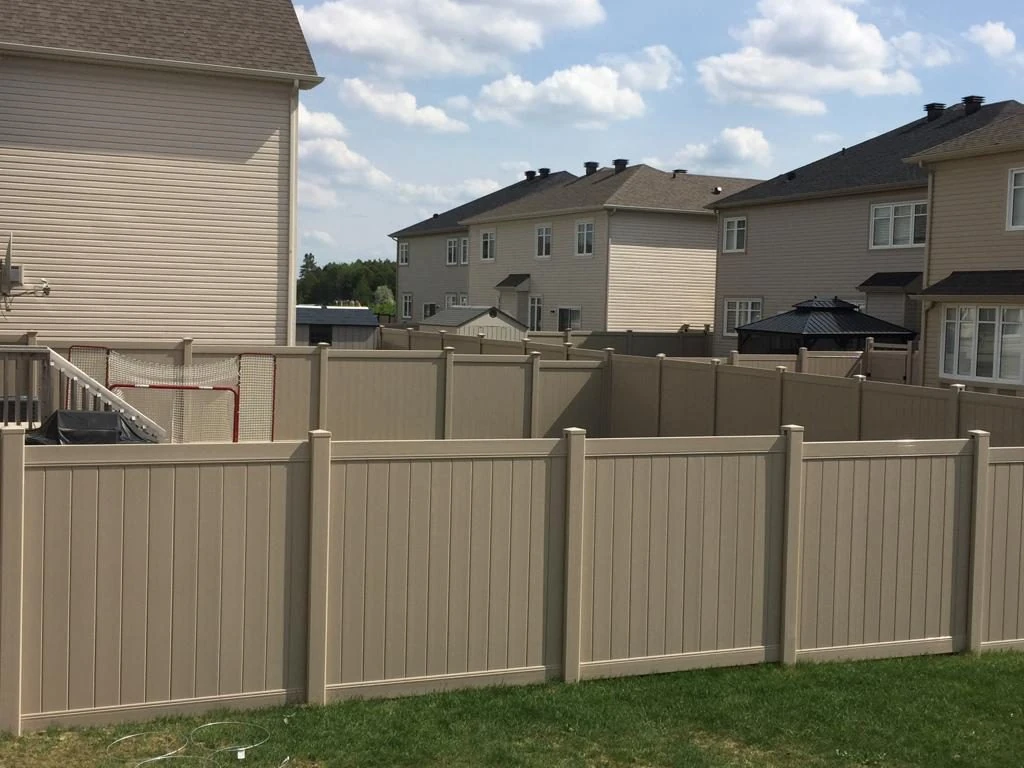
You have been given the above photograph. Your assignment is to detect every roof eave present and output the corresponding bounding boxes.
[389,224,469,239]
[461,205,606,226]
[707,180,928,210]
[916,292,1024,302]
[605,204,714,216]
[0,41,323,88]
[905,141,1024,165]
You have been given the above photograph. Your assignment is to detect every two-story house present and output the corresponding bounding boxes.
[461,161,759,332]
[910,112,1024,393]
[0,0,320,344]
[708,97,1024,357]
[390,169,574,324]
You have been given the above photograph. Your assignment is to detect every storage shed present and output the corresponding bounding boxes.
[419,306,527,341]
[295,305,379,348]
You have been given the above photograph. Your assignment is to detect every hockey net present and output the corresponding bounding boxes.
[69,347,275,443]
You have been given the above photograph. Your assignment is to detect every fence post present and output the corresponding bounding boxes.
[780,424,805,665]
[443,347,455,439]
[776,366,787,429]
[854,375,866,440]
[728,350,739,366]
[625,330,634,356]
[438,330,447,351]
[0,427,26,734]
[407,329,413,351]
[796,347,808,373]
[477,332,486,355]
[562,427,587,682]
[316,343,330,431]
[710,359,721,436]
[655,354,666,436]
[951,384,966,438]
[181,337,194,368]
[904,341,914,385]
[602,348,615,438]
[563,342,572,361]
[529,351,542,438]
[24,331,37,346]
[306,429,332,704]
[863,337,875,379]
[966,429,991,653]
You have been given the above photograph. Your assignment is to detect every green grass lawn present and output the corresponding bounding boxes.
[5,653,1024,767]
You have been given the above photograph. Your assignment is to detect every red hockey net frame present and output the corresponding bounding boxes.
[110,384,240,443]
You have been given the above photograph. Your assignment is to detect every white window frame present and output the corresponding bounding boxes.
[458,293,468,306]
[557,306,582,331]
[446,238,459,266]
[722,217,747,253]
[401,293,413,319]
[529,295,543,332]
[535,224,552,259]
[869,201,928,249]
[722,298,762,337]
[940,304,1024,384]
[444,293,457,309]
[422,302,438,319]
[398,242,409,266]
[1009,168,1024,231]
[481,230,496,261]
[460,237,470,264]
[575,220,594,257]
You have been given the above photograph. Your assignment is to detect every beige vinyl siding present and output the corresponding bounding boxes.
[864,292,919,332]
[713,190,927,356]
[395,232,469,322]
[607,211,717,331]
[0,56,293,344]
[922,151,1024,390]
[468,212,609,331]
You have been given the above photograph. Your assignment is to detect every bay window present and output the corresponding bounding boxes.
[871,202,927,248]
[942,305,1024,382]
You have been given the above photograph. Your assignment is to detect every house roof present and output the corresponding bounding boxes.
[738,298,915,338]
[907,112,1024,162]
[296,306,379,327]
[858,271,923,289]
[1,0,319,84]
[712,100,1024,209]
[920,270,1024,297]
[461,165,761,224]
[495,274,531,288]
[419,306,526,329]
[389,172,576,238]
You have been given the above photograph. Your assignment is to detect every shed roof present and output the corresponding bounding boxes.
[738,298,915,338]
[1,0,319,84]
[495,274,531,288]
[419,306,526,329]
[296,306,379,327]
[858,272,923,289]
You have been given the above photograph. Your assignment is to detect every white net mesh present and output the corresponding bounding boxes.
[111,386,237,443]
[108,351,240,388]
[239,354,275,441]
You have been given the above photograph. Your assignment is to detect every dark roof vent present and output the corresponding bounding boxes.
[432,213,439,218]
[786,171,797,181]
[538,167,550,178]
[924,102,946,121]
[524,170,536,180]
[673,169,687,177]
[711,186,723,195]
[584,161,599,175]
[962,95,985,116]
[613,158,628,173]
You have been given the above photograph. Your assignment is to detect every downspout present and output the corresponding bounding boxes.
[286,81,299,346]
[919,162,936,384]
[605,207,616,331]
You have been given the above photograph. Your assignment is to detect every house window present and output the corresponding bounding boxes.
[576,221,594,256]
[398,242,409,266]
[536,225,552,258]
[459,293,468,305]
[723,298,762,336]
[1010,169,1024,230]
[723,217,746,252]
[942,305,1024,383]
[401,293,413,319]
[529,296,543,332]
[557,306,582,331]
[446,238,459,266]
[481,230,496,261]
[422,302,438,319]
[870,202,927,248]
[460,237,469,264]
[444,293,457,308]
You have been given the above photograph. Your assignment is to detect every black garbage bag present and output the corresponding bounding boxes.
[26,410,159,445]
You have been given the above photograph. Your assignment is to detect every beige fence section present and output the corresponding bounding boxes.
[0,426,1020,732]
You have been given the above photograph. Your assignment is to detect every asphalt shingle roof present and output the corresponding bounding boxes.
[713,100,1024,208]
[462,166,761,223]
[908,112,1024,161]
[296,307,379,327]
[1,0,319,80]
[495,274,531,288]
[738,299,915,338]
[858,272,923,289]
[389,172,576,238]
[420,306,525,329]
[920,271,1024,296]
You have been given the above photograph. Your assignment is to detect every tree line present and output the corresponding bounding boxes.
[297,254,396,315]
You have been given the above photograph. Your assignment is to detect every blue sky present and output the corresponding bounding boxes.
[294,0,1024,263]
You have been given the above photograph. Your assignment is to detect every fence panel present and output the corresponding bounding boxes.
[984,450,1024,647]
[326,440,567,697]
[659,359,716,436]
[860,381,956,441]
[273,352,318,440]
[798,441,972,661]
[452,359,530,439]
[482,339,525,355]
[444,334,481,354]
[729,354,796,371]
[579,436,786,677]
[804,354,863,377]
[537,364,606,438]
[20,443,311,728]
[958,392,1024,447]
[867,350,910,383]
[781,373,860,442]
[567,347,606,361]
[379,328,409,350]
[526,341,566,360]
[715,366,782,436]
[608,356,660,437]
[409,331,443,351]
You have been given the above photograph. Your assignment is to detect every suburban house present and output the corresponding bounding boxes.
[391,169,574,324]
[461,161,759,333]
[295,305,379,348]
[419,305,527,340]
[908,111,1024,393]
[709,97,1024,357]
[0,0,320,344]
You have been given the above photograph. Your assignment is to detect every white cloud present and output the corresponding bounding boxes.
[697,0,928,114]
[298,175,342,209]
[473,46,680,127]
[303,230,337,245]
[340,79,469,133]
[298,137,394,189]
[298,103,347,138]
[891,31,956,68]
[669,126,773,175]
[295,0,606,77]
[445,94,472,112]
[397,178,502,205]
[965,21,1017,58]
[812,131,843,144]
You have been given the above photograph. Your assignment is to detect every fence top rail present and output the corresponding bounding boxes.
[24,439,309,467]
[717,363,783,380]
[989,446,1024,464]
[0,345,49,356]
[861,379,954,398]
[196,345,318,357]
[783,371,860,388]
[330,437,564,461]
[327,349,445,361]
[803,438,971,460]
[959,390,1024,408]
[805,352,862,359]
[586,434,786,457]
[453,354,530,364]
[539,360,604,370]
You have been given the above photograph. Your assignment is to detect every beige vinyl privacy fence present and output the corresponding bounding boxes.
[0,425,1020,732]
